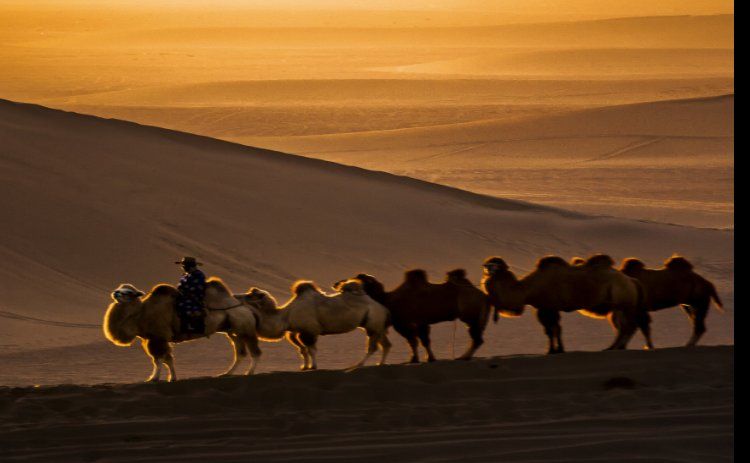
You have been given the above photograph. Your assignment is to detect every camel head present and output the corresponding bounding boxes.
[351,273,387,304]
[481,257,525,316]
[111,284,145,303]
[104,283,145,347]
[482,257,509,277]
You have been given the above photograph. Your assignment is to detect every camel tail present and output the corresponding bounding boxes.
[709,283,725,313]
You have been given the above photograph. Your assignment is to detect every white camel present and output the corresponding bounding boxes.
[103,278,261,382]
[239,279,391,370]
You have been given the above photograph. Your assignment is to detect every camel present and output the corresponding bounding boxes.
[620,255,723,347]
[239,279,391,370]
[103,279,261,382]
[351,269,491,363]
[482,254,651,354]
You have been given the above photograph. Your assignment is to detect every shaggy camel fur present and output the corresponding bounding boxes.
[239,279,391,370]
[353,269,491,363]
[620,256,723,347]
[103,279,260,382]
[482,255,651,354]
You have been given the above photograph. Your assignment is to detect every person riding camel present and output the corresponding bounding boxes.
[175,256,207,334]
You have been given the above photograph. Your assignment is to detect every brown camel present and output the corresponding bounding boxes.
[620,255,723,347]
[351,269,491,363]
[482,254,651,354]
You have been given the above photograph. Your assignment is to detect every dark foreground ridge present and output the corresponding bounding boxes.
[0,346,733,462]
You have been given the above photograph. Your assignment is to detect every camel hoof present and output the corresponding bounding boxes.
[406,357,419,364]
[145,377,160,383]
[426,357,437,363]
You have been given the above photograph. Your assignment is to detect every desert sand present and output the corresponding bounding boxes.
[0,9,734,230]
[0,98,733,385]
[253,95,733,228]
[0,346,733,462]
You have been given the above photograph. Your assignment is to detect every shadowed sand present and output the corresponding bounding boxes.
[0,346,733,462]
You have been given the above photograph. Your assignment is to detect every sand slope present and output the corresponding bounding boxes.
[0,346,733,462]
[0,99,732,373]
[252,95,734,227]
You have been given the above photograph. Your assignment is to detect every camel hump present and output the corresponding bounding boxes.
[337,279,365,295]
[292,280,322,296]
[206,277,231,293]
[621,258,645,273]
[405,269,429,285]
[483,257,508,271]
[570,257,586,266]
[536,255,569,270]
[149,284,177,297]
[585,254,615,268]
[665,255,693,272]
[446,268,467,280]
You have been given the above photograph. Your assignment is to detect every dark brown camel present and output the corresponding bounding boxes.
[350,269,491,363]
[482,254,651,354]
[620,256,723,347]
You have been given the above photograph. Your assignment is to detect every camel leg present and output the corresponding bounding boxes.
[606,310,637,350]
[537,310,562,354]
[287,332,309,370]
[554,323,564,353]
[299,332,319,370]
[637,311,655,350]
[377,333,391,366]
[351,331,379,369]
[147,357,162,383]
[458,321,485,360]
[417,325,436,362]
[396,324,420,363]
[143,339,170,382]
[245,335,262,375]
[684,299,709,347]
[164,351,177,382]
[221,334,247,377]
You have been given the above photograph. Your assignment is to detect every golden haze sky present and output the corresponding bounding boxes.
[1,0,734,27]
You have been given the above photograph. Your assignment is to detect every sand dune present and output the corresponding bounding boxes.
[31,15,732,49]
[0,99,732,374]
[252,95,733,227]
[382,48,733,79]
[0,346,733,462]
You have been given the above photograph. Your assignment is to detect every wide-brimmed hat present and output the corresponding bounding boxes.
[174,256,203,266]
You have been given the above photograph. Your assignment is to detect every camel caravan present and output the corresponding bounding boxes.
[103,254,723,382]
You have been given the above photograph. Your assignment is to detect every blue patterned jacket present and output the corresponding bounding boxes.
[176,269,206,315]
